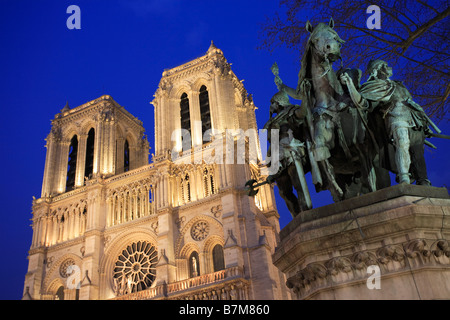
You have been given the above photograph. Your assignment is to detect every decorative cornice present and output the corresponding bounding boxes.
[285,239,450,298]
[51,95,145,138]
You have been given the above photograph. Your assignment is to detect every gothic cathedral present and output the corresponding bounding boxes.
[23,43,291,300]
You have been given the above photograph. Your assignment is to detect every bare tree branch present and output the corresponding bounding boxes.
[258,0,450,120]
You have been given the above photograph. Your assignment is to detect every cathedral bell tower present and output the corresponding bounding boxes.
[41,96,149,197]
[24,95,149,300]
[150,42,290,299]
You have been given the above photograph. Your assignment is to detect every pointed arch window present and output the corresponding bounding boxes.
[66,135,78,192]
[203,167,215,197]
[124,139,130,172]
[181,173,191,203]
[84,128,95,181]
[180,93,191,136]
[56,286,65,300]
[199,85,211,140]
[212,244,225,272]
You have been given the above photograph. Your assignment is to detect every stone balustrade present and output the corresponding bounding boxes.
[113,266,247,300]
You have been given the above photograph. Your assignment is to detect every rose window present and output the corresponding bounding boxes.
[59,258,75,278]
[113,241,157,294]
[191,221,210,241]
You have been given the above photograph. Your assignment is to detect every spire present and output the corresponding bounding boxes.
[208,40,217,50]
[61,101,70,113]
[206,40,223,56]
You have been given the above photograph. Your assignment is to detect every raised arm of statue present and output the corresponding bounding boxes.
[271,62,303,100]
[340,73,364,109]
[283,84,303,100]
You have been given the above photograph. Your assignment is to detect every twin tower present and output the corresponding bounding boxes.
[23,43,291,300]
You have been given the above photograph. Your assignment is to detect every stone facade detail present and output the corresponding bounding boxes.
[191,221,210,241]
[23,43,291,300]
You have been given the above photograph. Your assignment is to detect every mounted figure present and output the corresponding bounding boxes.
[246,18,448,217]
[277,18,378,201]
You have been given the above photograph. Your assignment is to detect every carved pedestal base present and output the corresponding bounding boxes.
[273,184,450,300]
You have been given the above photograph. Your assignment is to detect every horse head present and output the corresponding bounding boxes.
[306,18,344,63]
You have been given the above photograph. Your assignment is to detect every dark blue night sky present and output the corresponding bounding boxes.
[0,0,448,300]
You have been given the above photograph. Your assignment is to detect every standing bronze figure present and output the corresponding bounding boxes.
[340,59,441,185]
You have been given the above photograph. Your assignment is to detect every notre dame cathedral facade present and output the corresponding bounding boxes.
[22,43,291,300]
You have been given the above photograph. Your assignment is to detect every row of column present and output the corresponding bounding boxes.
[177,282,249,300]
[150,162,240,210]
[170,167,218,207]
[31,207,87,248]
[107,186,155,227]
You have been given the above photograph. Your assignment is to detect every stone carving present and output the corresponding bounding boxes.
[191,256,199,277]
[286,239,448,298]
[46,256,54,269]
[377,244,405,264]
[325,257,353,275]
[247,18,447,217]
[210,205,222,218]
[350,251,377,270]
[98,104,115,122]
[49,124,63,142]
[103,236,111,248]
[191,221,210,241]
[432,240,450,258]
[151,221,159,234]
[403,239,430,258]
[176,216,186,231]
[107,181,155,227]
[59,258,75,278]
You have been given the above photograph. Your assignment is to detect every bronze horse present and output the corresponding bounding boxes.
[279,18,381,201]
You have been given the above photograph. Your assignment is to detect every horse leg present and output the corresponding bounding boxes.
[287,164,310,212]
[276,171,301,217]
[319,160,344,201]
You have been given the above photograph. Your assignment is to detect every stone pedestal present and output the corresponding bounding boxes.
[273,184,450,300]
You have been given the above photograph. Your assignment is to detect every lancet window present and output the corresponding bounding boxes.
[199,85,211,139]
[84,128,95,181]
[212,244,225,272]
[180,93,191,136]
[124,139,130,172]
[181,174,191,203]
[203,167,215,197]
[66,135,78,192]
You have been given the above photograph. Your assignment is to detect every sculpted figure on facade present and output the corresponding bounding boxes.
[191,256,198,277]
